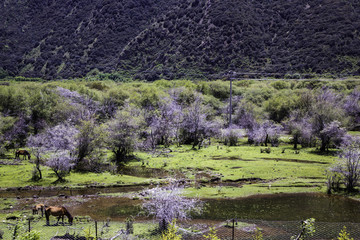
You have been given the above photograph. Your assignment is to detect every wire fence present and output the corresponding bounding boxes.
[1,217,360,239]
[184,219,360,240]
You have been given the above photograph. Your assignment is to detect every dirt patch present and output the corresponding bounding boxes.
[299,176,324,179]
[212,156,255,161]
[260,157,328,164]
[225,177,264,183]
[259,184,322,188]
[118,166,169,178]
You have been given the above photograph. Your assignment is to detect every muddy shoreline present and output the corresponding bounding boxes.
[0,183,150,198]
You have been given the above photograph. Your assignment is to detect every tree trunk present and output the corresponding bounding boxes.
[264,134,269,147]
[36,164,42,180]
[113,148,126,165]
[159,219,167,232]
[293,135,298,149]
[35,158,42,180]
[320,137,327,152]
[54,170,63,182]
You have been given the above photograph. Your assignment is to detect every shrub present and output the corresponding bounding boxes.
[252,227,263,240]
[291,218,315,240]
[18,230,41,240]
[203,227,220,240]
[270,80,290,90]
[161,220,182,240]
[337,226,354,240]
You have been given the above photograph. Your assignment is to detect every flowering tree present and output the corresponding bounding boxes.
[343,89,360,129]
[146,97,182,149]
[285,111,313,149]
[220,125,244,146]
[180,95,218,149]
[47,150,75,182]
[330,141,360,192]
[250,121,282,147]
[2,115,29,149]
[232,100,258,144]
[27,134,46,180]
[28,123,78,182]
[55,87,100,122]
[319,121,346,151]
[311,88,346,151]
[141,181,203,232]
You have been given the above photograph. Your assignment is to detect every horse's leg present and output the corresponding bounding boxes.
[45,211,50,226]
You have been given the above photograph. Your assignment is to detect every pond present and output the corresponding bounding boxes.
[202,193,360,222]
[16,192,360,223]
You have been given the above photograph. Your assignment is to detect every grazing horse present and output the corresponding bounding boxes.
[32,203,46,217]
[45,206,73,225]
[15,150,31,160]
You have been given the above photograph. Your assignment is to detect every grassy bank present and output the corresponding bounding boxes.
[0,140,337,198]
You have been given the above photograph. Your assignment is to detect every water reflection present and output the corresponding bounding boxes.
[13,192,360,222]
[202,193,360,222]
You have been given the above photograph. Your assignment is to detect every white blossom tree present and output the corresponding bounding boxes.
[141,181,203,232]
[250,120,282,147]
[28,123,78,182]
[221,125,245,146]
[330,141,360,192]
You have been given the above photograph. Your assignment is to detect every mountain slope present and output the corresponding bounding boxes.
[1,0,360,80]
[0,0,178,79]
[118,0,360,79]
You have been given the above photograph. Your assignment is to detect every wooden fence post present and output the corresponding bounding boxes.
[232,218,235,240]
[95,221,98,239]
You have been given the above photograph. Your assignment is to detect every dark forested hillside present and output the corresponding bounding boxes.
[0,0,178,79]
[1,0,360,80]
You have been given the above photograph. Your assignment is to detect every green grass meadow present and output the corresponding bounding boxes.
[0,141,337,196]
[0,139,348,239]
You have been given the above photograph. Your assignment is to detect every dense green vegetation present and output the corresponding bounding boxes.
[1,78,360,239]
[0,78,359,193]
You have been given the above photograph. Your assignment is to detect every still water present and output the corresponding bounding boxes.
[202,193,360,222]
[68,193,360,222]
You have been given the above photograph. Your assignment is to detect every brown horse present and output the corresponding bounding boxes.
[32,203,46,217]
[15,150,31,160]
[45,206,73,225]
